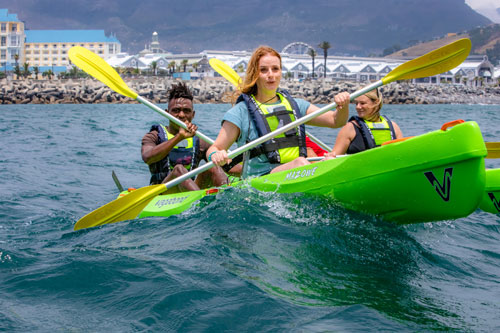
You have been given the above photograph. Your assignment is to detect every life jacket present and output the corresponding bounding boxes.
[236,90,307,164]
[346,115,396,154]
[148,124,200,184]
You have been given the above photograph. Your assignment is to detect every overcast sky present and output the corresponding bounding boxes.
[466,0,500,23]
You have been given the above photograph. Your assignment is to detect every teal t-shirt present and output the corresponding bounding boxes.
[222,97,310,177]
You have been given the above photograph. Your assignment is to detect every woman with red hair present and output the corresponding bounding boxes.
[207,45,350,176]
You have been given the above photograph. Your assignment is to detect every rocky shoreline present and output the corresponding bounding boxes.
[1,77,500,105]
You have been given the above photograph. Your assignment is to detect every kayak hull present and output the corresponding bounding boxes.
[479,168,500,214]
[139,121,487,223]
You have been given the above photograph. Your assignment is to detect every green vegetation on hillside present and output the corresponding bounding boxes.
[383,44,402,56]
[385,24,500,64]
[486,42,500,65]
[469,24,500,49]
[469,24,500,64]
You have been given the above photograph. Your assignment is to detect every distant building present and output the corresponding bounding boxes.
[1,8,122,72]
[139,31,170,57]
[150,31,162,54]
[24,30,121,69]
[0,8,24,68]
[107,53,146,70]
[114,31,209,76]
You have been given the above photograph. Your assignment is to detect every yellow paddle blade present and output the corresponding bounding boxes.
[68,46,138,99]
[209,58,242,88]
[74,185,165,230]
[382,38,471,84]
[486,142,500,159]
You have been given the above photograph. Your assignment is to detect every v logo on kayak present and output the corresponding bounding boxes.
[424,167,453,202]
[488,193,500,212]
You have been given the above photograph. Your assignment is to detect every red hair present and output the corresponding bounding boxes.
[241,46,282,95]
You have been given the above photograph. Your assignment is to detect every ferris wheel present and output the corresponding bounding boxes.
[281,42,315,55]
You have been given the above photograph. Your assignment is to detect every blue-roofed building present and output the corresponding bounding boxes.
[25,29,121,68]
[0,8,24,67]
[1,9,121,72]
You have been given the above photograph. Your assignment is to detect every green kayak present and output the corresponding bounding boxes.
[128,120,487,224]
[479,168,500,214]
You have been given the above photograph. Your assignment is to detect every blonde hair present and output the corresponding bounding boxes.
[240,45,282,95]
[364,88,383,114]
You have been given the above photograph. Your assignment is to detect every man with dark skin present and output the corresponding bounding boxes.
[141,82,229,193]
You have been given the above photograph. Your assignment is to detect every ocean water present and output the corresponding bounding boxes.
[1,102,500,332]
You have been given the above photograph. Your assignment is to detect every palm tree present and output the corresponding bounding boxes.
[473,76,479,87]
[150,61,158,76]
[181,59,188,72]
[69,66,79,78]
[14,53,20,79]
[192,62,199,72]
[14,65,21,78]
[318,41,331,79]
[42,69,54,80]
[33,66,39,79]
[22,62,31,79]
[168,61,176,74]
[308,48,317,78]
[478,76,484,87]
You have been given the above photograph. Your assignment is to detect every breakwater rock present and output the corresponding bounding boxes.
[1,77,500,105]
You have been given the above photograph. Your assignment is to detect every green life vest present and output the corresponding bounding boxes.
[165,128,195,170]
[348,115,396,153]
[148,124,199,184]
[237,90,307,164]
[363,116,394,146]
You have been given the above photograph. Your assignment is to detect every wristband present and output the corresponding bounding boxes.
[208,151,217,162]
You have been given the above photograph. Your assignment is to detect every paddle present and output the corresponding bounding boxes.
[68,46,215,146]
[210,58,242,88]
[74,38,472,231]
[486,142,500,159]
[111,170,124,192]
[209,58,333,152]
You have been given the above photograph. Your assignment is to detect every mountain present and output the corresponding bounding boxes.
[385,24,500,64]
[0,0,491,55]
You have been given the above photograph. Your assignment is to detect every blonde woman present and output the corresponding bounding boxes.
[326,88,403,157]
[207,45,350,176]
